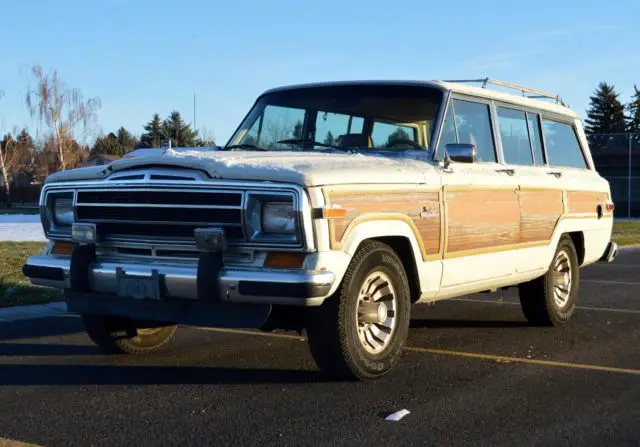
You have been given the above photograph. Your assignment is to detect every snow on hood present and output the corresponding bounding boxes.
[46,147,437,186]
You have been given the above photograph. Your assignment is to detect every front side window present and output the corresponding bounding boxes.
[543,120,587,168]
[228,84,443,152]
[452,99,497,162]
[497,107,533,165]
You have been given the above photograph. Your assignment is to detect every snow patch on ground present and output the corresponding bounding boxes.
[0,214,47,242]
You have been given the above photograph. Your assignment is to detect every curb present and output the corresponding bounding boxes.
[0,301,68,322]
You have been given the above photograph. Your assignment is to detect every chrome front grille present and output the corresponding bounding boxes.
[75,188,245,243]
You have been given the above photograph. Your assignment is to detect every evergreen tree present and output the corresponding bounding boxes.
[584,82,626,134]
[627,85,640,134]
[162,111,198,147]
[140,114,164,148]
[116,127,137,153]
[92,132,122,155]
[324,131,335,145]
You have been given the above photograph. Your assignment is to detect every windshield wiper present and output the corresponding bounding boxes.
[223,143,269,151]
[276,139,344,150]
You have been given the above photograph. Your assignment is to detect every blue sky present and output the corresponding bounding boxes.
[0,0,639,145]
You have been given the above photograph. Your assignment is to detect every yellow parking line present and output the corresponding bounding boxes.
[196,327,640,376]
[0,438,43,447]
[451,298,640,315]
[404,346,640,376]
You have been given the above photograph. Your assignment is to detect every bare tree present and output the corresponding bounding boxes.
[25,65,101,172]
[0,90,8,204]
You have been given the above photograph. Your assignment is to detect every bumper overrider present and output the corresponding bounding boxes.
[22,227,335,327]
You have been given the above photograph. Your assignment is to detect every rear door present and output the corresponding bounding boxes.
[495,105,564,274]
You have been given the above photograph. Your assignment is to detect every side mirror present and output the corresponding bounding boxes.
[445,143,477,163]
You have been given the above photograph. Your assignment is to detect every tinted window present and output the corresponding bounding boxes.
[452,99,496,162]
[497,107,533,165]
[527,113,545,165]
[542,120,587,168]
[372,122,417,148]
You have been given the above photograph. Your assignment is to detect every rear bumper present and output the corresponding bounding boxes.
[23,254,335,306]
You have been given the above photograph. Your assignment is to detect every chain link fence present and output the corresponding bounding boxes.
[589,133,640,218]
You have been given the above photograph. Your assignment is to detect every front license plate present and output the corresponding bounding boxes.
[116,268,161,300]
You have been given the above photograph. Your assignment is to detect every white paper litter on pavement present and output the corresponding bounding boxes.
[384,409,410,421]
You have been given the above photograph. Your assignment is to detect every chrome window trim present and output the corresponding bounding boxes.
[41,176,316,252]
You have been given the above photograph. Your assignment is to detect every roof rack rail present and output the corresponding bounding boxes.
[443,78,561,103]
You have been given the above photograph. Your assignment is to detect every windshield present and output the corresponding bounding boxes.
[226,84,443,153]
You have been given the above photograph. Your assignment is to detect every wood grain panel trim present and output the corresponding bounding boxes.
[324,189,441,261]
[445,188,520,255]
[566,191,612,217]
[519,189,564,244]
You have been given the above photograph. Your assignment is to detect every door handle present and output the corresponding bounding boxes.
[496,168,515,176]
[547,171,562,178]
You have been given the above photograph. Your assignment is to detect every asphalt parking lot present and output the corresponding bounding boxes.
[0,251,639,446]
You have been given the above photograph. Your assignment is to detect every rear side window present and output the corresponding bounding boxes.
[542,120,587,168]
[452,99,496,162]
[497,107,533,165]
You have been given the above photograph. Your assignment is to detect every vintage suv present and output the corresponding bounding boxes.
[23,78,618,380]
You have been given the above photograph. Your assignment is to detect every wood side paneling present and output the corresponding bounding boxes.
[519,190,564,243]
[567,191,611,215]
[445,189,520,253]
[327,191,441,257]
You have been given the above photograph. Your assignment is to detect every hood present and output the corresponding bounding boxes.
[46,148,436,186]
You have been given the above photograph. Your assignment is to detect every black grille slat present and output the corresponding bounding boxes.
[77,206,241,224]
[97,223,244,240]
[77,190,242,207]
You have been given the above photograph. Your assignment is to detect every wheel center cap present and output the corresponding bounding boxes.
[377,303,388,324]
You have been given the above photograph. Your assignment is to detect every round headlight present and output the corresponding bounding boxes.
[53,197,74,226]
[262,202,296,234]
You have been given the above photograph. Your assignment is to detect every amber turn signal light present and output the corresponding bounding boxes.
[264,252,306,268]
[50,241,74,256]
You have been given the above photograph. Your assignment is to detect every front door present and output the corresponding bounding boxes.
[437,97,521,288]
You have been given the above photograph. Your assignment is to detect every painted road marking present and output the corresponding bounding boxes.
[451,298,640,314]
[195,327,640,376]
[404,346,640,376]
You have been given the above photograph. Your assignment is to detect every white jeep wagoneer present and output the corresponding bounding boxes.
[24,78,617,379]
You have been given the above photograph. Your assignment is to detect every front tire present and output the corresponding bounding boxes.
[518,235,580,326]
[82,315,177,355]
[306,240,411,380]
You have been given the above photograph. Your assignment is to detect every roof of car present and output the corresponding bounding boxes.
[260,80,579,119]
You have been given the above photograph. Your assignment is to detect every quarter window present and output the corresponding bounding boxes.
[497,107,533,165]
[452,99,496,162]
[542,120,587,168]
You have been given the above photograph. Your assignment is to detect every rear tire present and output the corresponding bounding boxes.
[518,235,580,326]
[306,240,411,380]
[82,314,176,355]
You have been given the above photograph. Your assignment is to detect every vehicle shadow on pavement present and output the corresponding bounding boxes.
[0,342,101,356]
[0,364,327,386]
[410,319,528,329]
[0,316,84,341]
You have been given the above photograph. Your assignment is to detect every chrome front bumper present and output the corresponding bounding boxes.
[23,255,335,306]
